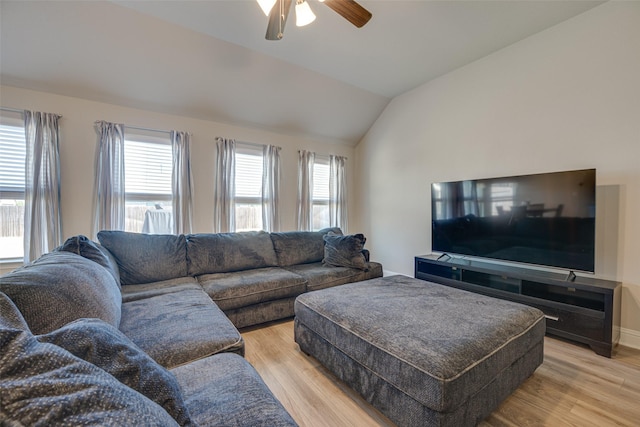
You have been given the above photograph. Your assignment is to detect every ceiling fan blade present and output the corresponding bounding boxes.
[266,0,292,40]
[324,0,372,28]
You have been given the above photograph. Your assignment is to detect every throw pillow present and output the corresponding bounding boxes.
[38,318,195,427]
[323,233,369,271]
[0,251,121,334]
[270,227,343,266]
[0,326,179,426]
[57,234,121,286]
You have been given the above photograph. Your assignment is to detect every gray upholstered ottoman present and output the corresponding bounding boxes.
[294,275,545,427]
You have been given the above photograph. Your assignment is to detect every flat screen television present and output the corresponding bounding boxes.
[431,169,596,273]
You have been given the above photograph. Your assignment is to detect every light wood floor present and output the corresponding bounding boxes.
[241,319,640,427]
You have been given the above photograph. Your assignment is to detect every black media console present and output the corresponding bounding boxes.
[414,254,621,357]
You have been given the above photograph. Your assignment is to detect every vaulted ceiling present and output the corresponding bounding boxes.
[0,1,604,144]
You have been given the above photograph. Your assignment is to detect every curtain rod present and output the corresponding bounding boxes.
[217,137,267,149]
[95,121,181,135]
[125,124,172,135]
[237,140,267,149]
[228,138,283,150]
[1,107,63,118]
[298,150,348,161]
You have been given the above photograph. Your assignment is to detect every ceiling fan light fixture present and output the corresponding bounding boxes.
[265,0,370,40]
[295,0,316,27]
[257,0,277,16]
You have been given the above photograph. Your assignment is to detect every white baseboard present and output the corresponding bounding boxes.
[619,327,640,350]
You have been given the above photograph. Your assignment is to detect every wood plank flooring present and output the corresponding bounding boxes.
[241,320,640,427]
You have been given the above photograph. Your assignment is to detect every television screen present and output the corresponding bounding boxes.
[431,169,596,272]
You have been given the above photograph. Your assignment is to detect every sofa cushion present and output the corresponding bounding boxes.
[186,231,278,275]
[223,298,299,330]
[171,352,297,427]
[56,234,121,286]
[0,322,179,426]
[323,233,368,270]
[270,228,342,266]
[0,251,121,334]
[197,267,307,311]
[121,276,202,303]
[119,287,244,368]
[97,230,187,285]
[285,261,383,292]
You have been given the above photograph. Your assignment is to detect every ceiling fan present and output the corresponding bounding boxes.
[257,0,372,41]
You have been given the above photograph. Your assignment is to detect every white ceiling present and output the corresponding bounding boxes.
[0,0,604,144]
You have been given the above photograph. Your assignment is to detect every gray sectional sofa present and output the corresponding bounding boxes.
[0,229,382,426]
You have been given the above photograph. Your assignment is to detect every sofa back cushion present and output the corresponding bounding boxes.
[57,234,121,286]
[97,231,187,285]
[186,231,278,276]
[270,228,342,266]
[0,251,121,334]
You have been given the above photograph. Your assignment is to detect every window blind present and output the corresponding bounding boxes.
[0,124,26,194]
[234,144,264,232]
[235,149,263,199]
[124,139,172,197]
[313,161,329,201]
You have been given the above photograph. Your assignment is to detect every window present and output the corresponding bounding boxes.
[124,133,173,233]
[235,144,263,232]
[312,157,330,231]
[0,120,26,260]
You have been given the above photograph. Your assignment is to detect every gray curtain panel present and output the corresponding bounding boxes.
[171,131,194,235]
[23,110,63,262]
[92,121,125,237]
[329,154,348,232]
[262,144,281,232]
[296,149,315,231]
[213,137,236,233]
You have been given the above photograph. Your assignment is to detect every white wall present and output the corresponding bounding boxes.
[0,86,355,273]
[354,2,640,345]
